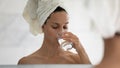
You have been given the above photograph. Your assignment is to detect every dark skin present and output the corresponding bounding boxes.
[18,11,91,64]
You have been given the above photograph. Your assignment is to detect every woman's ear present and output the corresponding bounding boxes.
[42,25,44,28]
[42,25,45,32]
[42,21,47,32]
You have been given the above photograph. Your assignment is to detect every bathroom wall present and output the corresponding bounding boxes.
[0,0,103,65]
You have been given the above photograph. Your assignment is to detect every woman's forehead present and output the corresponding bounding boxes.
[47,12,69,24]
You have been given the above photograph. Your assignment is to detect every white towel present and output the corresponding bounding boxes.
[23,0,66,35]
[89,0,120,39]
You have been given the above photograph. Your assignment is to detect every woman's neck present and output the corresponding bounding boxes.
[104,36,120,61]
[38,38,64,57]
[96,36,120,68]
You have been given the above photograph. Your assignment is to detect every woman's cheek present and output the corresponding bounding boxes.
[48,29,56,36]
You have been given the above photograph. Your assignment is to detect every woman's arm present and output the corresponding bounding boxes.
[75,43,91,64]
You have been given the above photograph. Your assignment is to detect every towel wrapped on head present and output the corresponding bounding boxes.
[89,0,120,39]
[23,0,66,35]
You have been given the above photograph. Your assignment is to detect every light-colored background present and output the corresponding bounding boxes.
[0,0,104,65]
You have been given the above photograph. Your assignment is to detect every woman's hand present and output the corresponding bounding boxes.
[62,32,91,64]
[62,32,81,49]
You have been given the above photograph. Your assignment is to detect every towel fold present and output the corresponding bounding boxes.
[89,0,120,38]
[23,0,66,35]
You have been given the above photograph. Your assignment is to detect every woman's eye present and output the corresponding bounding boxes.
[51,25,58,29]
[63,26,68,29]
[52,26,58,29]
[51,23,59,29]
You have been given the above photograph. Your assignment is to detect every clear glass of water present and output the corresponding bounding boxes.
[57,31,73,51]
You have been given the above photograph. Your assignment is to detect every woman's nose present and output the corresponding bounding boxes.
[57,29,65,37]
[59,28,66,33]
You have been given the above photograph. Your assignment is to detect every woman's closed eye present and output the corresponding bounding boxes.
[51,25,68,29]
[51,23,68,29]
[51,24,59,29]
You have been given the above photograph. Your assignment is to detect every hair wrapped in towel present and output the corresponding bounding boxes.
[89,0,120,39]
[23,0,66,35]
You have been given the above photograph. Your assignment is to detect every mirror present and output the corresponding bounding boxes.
[0,0,103,65]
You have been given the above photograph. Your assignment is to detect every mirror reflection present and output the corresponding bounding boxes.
[0,0,103,65]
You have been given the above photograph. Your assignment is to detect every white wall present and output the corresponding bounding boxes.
[0,0,104,65]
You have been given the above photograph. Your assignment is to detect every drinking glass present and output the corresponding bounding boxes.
[57,31,73,51]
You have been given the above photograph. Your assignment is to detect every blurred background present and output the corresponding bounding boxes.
[0,0,103,65]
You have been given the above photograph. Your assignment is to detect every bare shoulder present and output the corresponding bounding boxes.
[18,54,43,64]
[18,56,32,64]
[18,57,27,64]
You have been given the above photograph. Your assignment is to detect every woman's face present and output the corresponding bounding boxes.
[42,11,69,41]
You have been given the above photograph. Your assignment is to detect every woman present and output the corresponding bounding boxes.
[18,0,91,64]
[89,0,120,67]
[96,34,120,68]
